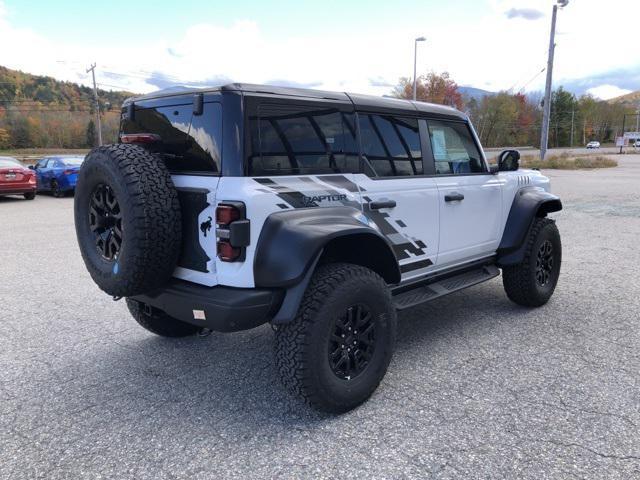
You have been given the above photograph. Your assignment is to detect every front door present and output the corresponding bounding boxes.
[426,119,502,267]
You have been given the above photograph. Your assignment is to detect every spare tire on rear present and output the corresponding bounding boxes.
[74,144,181,297]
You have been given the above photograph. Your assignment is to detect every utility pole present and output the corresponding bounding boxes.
[570,109,574,147]
[412,37,426,101]
[619,114,627,154]
[540,1,568,160]
[86,63,103,146]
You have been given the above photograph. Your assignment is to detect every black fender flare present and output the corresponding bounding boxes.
[253,206,400,324]
[254,206,400,288]
[496,187,562,266]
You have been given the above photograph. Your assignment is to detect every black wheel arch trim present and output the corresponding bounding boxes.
[254,206,401,289]
[496,187,562,266]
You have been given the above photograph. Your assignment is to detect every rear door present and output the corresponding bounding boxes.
[354,113,439,280]
[426,119,502,267]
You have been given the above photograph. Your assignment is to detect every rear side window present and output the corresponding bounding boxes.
[120,102,222,173]
[248,104,359,176]
[358,114,422,177]
[427,120,484,175]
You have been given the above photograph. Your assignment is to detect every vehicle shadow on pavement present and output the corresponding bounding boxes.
[51,280,531,431]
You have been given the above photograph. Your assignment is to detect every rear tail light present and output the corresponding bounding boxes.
[215,202,250,262]
[120,133,161,144]
[217,241,241,262]
[63,169,77,175]
[28,174,36,184]
[216,205,241,226]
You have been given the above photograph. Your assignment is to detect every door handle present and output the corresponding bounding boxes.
[369,200,396,210]
[444,192,464,202]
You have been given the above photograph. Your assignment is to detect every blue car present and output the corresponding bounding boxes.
[34,155,85,198]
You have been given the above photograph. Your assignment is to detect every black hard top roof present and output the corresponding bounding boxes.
[123,83,466,119]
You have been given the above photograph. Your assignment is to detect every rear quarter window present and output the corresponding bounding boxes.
[247,104,359,176]
[120,102,222,174]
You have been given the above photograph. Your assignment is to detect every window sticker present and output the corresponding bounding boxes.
[431,129,447,160]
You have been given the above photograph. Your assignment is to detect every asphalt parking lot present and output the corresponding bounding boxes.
[1,156,639,479]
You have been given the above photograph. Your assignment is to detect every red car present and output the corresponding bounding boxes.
[0,156,37,200]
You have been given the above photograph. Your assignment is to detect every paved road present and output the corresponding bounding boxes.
[1,157,639,479]
[483,146,629,160]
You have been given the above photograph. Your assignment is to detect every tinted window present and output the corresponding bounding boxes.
[428,120,484,174]
[248,104,359,176]
[358,114,422,177]
[120,102,222,173]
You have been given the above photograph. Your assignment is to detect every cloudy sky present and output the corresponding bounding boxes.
[0,0,638,99]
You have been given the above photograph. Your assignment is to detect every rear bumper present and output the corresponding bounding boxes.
[0,185,36,195]
[131,279,285,332]
[58,175,78,191]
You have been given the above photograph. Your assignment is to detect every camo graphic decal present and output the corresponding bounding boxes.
[253,175,431,269]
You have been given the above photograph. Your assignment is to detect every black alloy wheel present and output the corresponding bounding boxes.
[535,240,554,286]
[89,183,123,261]
[328,304,376,380]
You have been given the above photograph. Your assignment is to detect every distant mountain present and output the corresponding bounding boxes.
[608,90,640,105]
[0,65,133,112]
[459,86,495,101]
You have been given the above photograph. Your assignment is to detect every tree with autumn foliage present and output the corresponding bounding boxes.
[393,72,463,109]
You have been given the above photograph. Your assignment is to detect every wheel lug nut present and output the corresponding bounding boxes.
[353,341,357,345]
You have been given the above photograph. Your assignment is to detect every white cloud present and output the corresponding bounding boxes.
[0,0,639,98]
[586,85,632,100]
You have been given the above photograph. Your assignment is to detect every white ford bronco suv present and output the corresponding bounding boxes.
[74,84,562,413]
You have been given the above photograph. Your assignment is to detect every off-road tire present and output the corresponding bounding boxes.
[275,263,396,413]
[74,144,181,297]
[502,218,561,307]
[23,192,35,200]
[126,298,200,337]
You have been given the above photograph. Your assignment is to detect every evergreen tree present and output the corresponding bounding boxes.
[86,119,96,148]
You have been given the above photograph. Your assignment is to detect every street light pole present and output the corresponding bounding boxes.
[413,36,426,101]
[540,1,568,160]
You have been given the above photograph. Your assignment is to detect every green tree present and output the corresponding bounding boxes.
[86,119,96,147]
[549,87,577,147]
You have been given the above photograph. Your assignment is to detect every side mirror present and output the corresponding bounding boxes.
[28,165,35,170]
[498,150,520,172]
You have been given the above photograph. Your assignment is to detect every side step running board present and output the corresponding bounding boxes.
[393,265,500,311]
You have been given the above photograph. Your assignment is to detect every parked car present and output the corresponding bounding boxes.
[0,156,37,200]
[634,140,640,148]
[74,84,562,413]
[34,155,85,197]
[586,141,600,149]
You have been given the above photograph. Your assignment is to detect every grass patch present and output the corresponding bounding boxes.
[521,152,618,170]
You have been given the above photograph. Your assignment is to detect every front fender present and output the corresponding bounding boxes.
[253,206,399,288]
[497,187,562,266]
